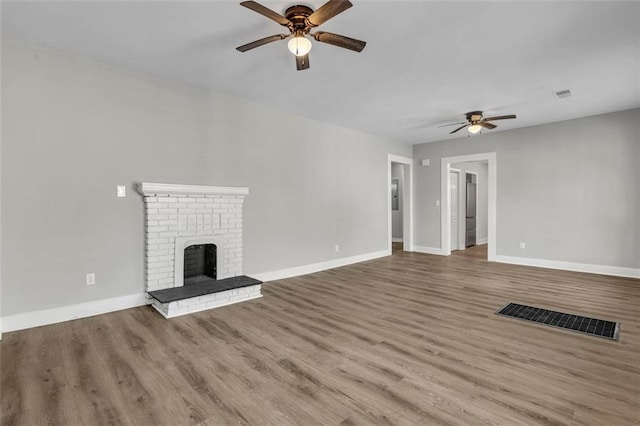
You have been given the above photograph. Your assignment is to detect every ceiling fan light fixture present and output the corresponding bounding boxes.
[468,124,482,134]
[287,36,312,56]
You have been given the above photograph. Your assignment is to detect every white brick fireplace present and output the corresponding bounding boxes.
[138,182,258,317]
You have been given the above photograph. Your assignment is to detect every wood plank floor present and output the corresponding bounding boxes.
[451,244,488,260]
[2,250,639,425]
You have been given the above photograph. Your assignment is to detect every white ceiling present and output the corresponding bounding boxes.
[2,1,639,144]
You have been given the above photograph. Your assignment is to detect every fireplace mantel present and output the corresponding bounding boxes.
[138,182,249,197]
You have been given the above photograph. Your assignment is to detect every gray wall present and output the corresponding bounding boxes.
[451,161,488,244]
[414,108,640,268]
[391,163,404,239]
[1,39,411,317]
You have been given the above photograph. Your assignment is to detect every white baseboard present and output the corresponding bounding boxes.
[1,250,392,333]
[1,293,147,333]
[477,237,488,245]
[493,255,640,279]
[252,249,390,282]
[411,245,445,255]
[392,238,403,243]
[6,251,632,334]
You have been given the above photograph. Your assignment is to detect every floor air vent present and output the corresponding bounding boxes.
[496,303,619,340]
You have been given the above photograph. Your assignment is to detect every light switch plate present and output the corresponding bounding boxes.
[421,159,430,167]
[116,185,126,197]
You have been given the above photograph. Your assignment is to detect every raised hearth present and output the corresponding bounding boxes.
[149,276,262,303]
[148,276,262,318]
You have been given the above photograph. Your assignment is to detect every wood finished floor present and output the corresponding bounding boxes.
[451,244,488,260]
[2,250,639,425]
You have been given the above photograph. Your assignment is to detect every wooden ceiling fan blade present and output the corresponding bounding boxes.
[483,114,516,121]
[450,124,469,134]
[438,121,467,128]
[296,53,310,71]
[479,121,497,129]
[307,0,353,27]
[313,31,366,52]
[240,1,292,26]
[236,34,289,52]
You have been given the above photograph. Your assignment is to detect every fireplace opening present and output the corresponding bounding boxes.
[183,244,217,285]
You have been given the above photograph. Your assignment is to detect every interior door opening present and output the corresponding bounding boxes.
[464,171,478,248]
[450,162,487,258]
[391,162,409,252]
[441,153,496,261]
[388,154,413,254]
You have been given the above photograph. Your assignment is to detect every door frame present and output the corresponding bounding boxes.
[388,154,413,253]
[449,168,462,251]
[441,152,496,260]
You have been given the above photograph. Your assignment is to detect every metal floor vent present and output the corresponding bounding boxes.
[496,303,619,340]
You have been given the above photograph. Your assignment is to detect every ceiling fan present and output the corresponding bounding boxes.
[236,0,366,71]
[442,111,517,135]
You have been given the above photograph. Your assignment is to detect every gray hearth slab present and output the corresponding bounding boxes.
[148,275,262,304]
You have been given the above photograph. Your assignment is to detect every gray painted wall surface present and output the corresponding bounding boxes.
[391,163,403,239]
[414,108,640,268]
[451,161,488,244]
[1,39,411,316]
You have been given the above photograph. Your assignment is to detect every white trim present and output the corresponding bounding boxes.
[493,255,640,279]
[138,182,249,197]
[449,168,462,251]
[252,249,390,282]
[1,293,147,333]
[174,235,228,286]
[392,238,404,243]
[412,245,445,255]
[441,152,496,261]
[388,154,414,253]
[477,237,488,245]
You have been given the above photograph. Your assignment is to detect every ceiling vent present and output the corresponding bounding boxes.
[553,89,572,99]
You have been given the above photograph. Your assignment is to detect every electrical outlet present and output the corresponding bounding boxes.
[116,185,126,197]
[435,200,440,207]
[519,242,526,249]
[86,273,96,286]
[335,244,340,253]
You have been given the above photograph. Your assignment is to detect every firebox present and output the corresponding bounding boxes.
[183,243,216,285]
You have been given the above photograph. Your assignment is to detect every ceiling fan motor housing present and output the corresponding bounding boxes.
[285,4,314,31]
[466,111,483,123]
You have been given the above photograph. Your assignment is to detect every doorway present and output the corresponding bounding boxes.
[441,152,496,260]
[462,170,479,248]
[388,154,413,254]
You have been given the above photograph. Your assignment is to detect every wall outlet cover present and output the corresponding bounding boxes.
[86,273,96,286]
[116,185,126,197]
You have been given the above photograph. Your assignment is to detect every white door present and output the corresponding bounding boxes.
[450,170,459,251]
